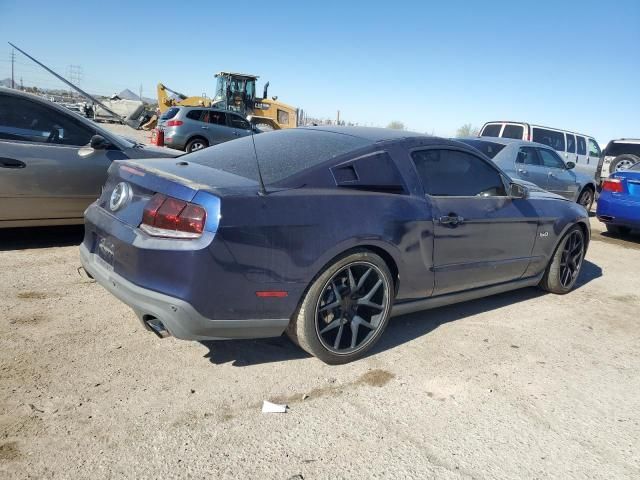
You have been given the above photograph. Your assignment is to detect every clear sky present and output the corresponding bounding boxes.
[1,0,638,143]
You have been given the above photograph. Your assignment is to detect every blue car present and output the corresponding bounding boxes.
[80,127,590,364]
[596,162,640,235]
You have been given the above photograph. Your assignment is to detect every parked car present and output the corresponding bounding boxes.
[596,162,640,235]
[459,137,597,211]
[80,127,590,364]
[479,121,602,181]
[0,87,180,229]
[596,138,640,186]
[157,106,260,153]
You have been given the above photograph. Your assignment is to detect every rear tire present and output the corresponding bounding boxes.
[539,226,585,294]
[577,187,594,212]
[287,250,394,364]
[605,224,631,236]
[185,137,209,153]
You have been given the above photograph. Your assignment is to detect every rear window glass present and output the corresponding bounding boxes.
[532,128,565,151]
[605,142,640,157]
[566,134,576,153]
[160,107,179,120]
[457,139,506,159]
[186,129,372,184]
[577,136,586,155]
[481,124,501,137]
[502,124,523,139]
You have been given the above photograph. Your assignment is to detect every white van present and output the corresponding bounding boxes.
[479,121,602,180]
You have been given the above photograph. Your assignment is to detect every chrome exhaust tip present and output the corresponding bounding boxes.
[144,316,170,339]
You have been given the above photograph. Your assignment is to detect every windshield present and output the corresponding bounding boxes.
[186,129,372,184]
[458,139,506,159]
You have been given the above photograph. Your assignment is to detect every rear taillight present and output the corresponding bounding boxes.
[602,178,624,193]
[165,120,184,127]
[140,193,206,238]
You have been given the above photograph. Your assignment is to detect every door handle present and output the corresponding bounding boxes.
[201,126,209,130]
[548,171,555,177]
[439,215,464,226]
[233,131,240,136]
[0,158,26,169]
[517,168,528,174]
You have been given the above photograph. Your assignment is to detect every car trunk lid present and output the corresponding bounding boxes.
[98,158,258,228]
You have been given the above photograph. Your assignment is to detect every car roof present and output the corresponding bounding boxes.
[609,138,640,144]
[300,125,427,142]
[172,105,234,113]
[461,136,553,149]
[481,120,595,139]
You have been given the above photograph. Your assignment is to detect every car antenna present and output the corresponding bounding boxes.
[250,127,268,196]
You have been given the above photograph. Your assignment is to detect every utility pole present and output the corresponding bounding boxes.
[139,84,143,101]
[11,49,15,89]
[66,64,82,98]
[20,77,23,90]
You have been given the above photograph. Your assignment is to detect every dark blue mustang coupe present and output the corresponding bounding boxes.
[80,127,589,364]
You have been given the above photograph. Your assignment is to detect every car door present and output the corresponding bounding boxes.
[411,147,538,296]
[537,147,578,200]
[227,114,254,139]
[206,111,236,145]
[565,133,578,164]
[0,93,111,222]
[576,135,588,173]
[585,138,602,179]
[514,146,549,189]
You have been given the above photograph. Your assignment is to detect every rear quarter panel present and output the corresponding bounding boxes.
[217,188,436,302]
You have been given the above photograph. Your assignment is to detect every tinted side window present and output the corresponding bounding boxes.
[588,139,601,157]
[229,115,251,130]
[481,124,501,137]
[516,147,541,165]
[577,136,586,155]
[0,94,94,146]
[566,134,576,153]
[186,110,205,121]
[411,149,506,197]
[208,111,227,125]
[538,149,566,169]
[532,128,566,151]
[502,124,524,139]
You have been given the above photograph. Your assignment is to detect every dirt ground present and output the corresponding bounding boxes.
[1,208,639,479]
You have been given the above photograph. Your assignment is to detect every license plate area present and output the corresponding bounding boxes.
[95,235,115,271]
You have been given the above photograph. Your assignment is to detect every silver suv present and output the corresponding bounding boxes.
[158,106,258,152]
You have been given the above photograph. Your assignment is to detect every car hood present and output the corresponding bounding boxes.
[124,144,182,159]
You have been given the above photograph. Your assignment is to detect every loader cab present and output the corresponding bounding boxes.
[213,72,258,115]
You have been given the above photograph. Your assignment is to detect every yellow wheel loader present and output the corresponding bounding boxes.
[156,72,297,130]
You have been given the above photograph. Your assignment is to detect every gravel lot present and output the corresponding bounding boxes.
[1,217,639,479]
[1,126,639,479]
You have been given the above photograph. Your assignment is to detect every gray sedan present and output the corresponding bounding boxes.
[0,88,180,229]
[460,137,597,211]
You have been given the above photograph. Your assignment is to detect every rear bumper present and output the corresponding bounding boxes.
[79,243,289,340]
[596,194,640,228]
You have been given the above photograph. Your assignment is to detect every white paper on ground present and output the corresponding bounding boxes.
[262,400,288,413]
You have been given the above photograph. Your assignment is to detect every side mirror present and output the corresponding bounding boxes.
[566,161,576,170]
[90,134,110,150]
[509,182,529,199]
